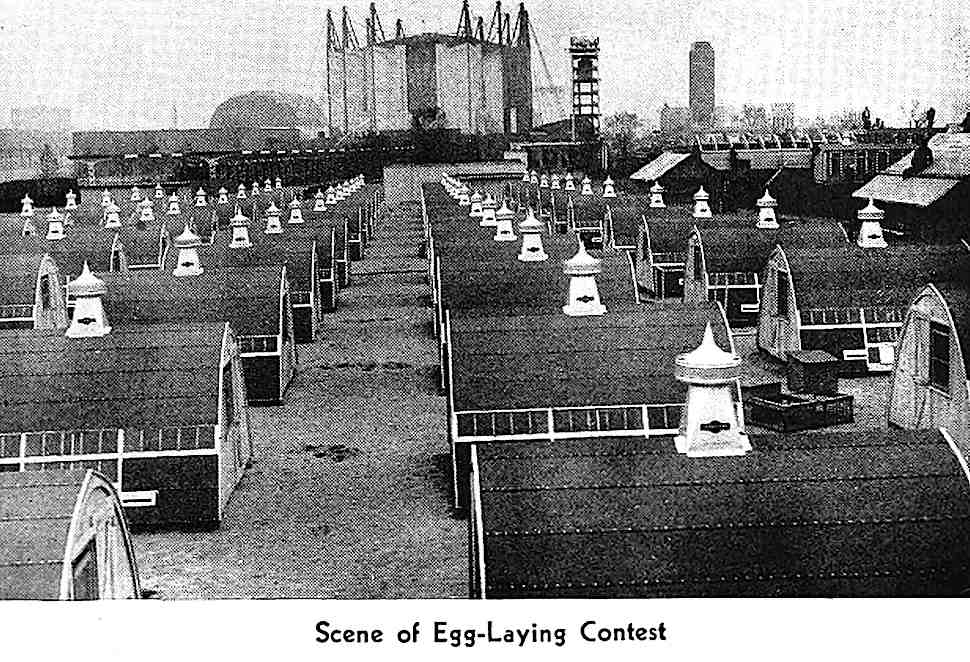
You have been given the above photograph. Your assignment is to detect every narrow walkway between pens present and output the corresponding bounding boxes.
[132,201,467,599]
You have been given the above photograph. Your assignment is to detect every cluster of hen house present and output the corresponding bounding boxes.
[0,175,381,599]
[427,164,970,598]
[4,143,970,599]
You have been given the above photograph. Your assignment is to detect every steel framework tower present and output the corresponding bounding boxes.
[569,36,600,140]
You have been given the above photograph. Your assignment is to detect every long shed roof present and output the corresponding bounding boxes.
[0,323,226,431]
[477,428,970,597]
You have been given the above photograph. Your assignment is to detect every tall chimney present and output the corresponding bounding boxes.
[673,324,751,457]
[65,262,111,338]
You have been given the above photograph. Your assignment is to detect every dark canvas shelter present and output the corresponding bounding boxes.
[758,243,970,373]
[0,323,250,529]
[444,302,732,508]
[470,428,970,597]
[0,469,141,600]
[683,218,848,326]
[101,266,296,404]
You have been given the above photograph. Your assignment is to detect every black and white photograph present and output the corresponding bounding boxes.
[1,0,969,657]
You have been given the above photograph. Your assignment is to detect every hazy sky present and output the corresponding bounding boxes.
[1,0,967,130]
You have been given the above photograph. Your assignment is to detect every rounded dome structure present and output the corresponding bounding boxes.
[210,91,325,129]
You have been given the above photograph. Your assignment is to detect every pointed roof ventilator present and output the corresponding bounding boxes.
[479,193,497,227]
[756,189,779,229]
[673,323,751,457]
[65,262,111,338]
[493,200,517,241]
[856,198,888,249]
[562,239,607,316]
[693,186,712,218]
[517,207,548,262]
[46,208,65,240]
[229,207,252,248]
[172,224,203,277]
[288,196,304,224]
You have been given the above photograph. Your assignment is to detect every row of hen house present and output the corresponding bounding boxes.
[425,171,970,598]
[0,177,382,541]
[503,171,970,377]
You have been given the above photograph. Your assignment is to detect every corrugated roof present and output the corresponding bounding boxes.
[784,244,970,309]
[0,323,225,431]
[477,429,970,597]
[883,132,970,178]
[630,152,691,181]
[852,175,958,207]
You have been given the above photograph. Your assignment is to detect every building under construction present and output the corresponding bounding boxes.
[324,1,533,136]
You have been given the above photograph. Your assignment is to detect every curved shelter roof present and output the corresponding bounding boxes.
[449,302,730,411]
[476,428,970,597]
[0,323,226,432]
[782,244,970,309]
[101,266,285,337]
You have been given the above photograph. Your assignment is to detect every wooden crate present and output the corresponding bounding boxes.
[745,391,854,433]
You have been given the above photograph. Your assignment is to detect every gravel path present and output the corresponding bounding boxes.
[131,202,468,599]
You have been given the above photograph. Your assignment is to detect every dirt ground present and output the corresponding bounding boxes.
[131,202,467,599]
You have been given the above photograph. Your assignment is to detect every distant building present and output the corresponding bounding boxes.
[742,104,768,131]
[321,3,533,137]
[660,104,692,136]
[689,42,715,127]
[771,103,796,132]
[10,105,71,133]
[210,91,325,138]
